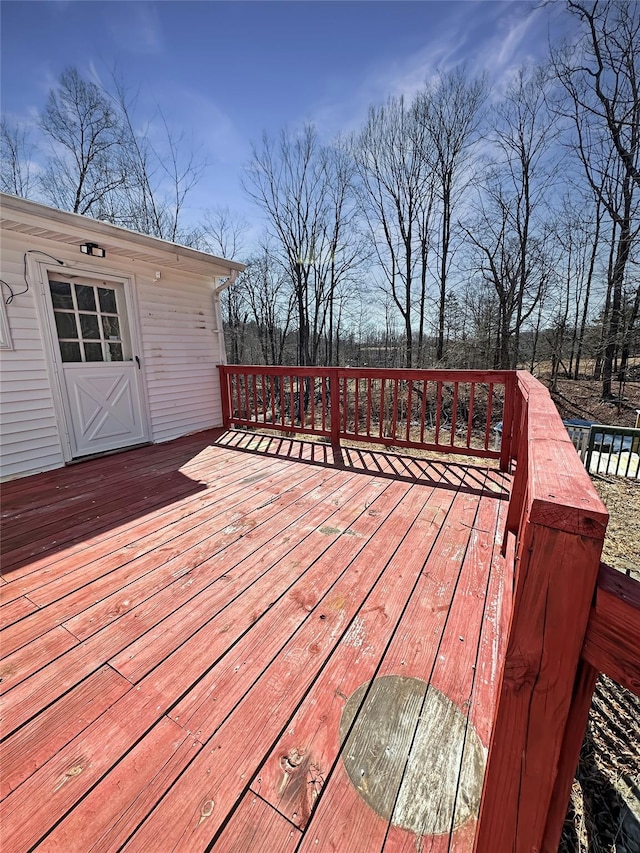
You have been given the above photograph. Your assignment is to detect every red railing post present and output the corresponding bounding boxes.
[330,368,340,448]
[218,365,232,429]
[500,371,516,472]
[475,373,608,853]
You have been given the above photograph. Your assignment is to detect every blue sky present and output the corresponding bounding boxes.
[1,1,578,234]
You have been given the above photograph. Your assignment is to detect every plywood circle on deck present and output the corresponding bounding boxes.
[339,675,486,836]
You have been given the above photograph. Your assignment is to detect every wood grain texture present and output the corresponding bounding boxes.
[0,431,514,853]
[0,665,131,799]
[214,792,302,853]
[581,562,640,694]
[251,485,455,828]
[122,484,436,852]
[515,373,608,538]
[168,479,420,743]
[0,596,38,629]
[0,678,170,852]
[110,470,386,684]
[386,490,505,853]
[295,489,482,853]
[474,522,603,853]
[0,625,77,694]
[0,460,284,654]
[34,718,199,853]
[540,660,599,853]
[0,439,253,588]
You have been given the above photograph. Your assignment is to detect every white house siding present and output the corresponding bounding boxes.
[0,233,65,479]
[137,273,224,444]
[0,204,234,481]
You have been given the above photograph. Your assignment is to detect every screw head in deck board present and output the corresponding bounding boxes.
[339,675,485,836]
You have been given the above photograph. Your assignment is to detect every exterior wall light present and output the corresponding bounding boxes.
[80,242,106,258]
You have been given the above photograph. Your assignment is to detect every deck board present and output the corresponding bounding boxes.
[250,481,456,828]
[0,429,513,852]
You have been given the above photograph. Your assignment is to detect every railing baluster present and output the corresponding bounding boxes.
[467,383,475,448]
[279,375,285,429]
[392,379,399,442]
[235,373,242,422]
[290,376,295,430]
[450,382,458,446]
[330,369,340,446]
[270,375,276,425]
[322,376,327,432]
[484,383,494,450]
[342,373,347,433]
[252,374,258,423]
[310,377,315,431]
[217,366,511,460]
[299,375,304,429]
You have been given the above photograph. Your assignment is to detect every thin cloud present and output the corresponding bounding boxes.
[306,2,560,140]
[105,2,164,56]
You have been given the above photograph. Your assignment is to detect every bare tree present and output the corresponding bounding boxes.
[200,206,251,364]
[242,248,294,365]
[38,68,125,215]
[5,67,204,245]
[554,0,640,397]
[201,206,249,260]
[0,119,35,197]
[99,77,205,243]
[416,69,486,363]
[465,67,558,368]
[244,125,361,366]
[353,96,435,368]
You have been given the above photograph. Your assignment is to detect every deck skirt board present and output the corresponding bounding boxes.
[0,430,512,852]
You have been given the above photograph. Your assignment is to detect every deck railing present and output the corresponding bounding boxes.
[217,365,636,853]
[475,372,609,853]
[584,423,640,479]
[218,365,515,470]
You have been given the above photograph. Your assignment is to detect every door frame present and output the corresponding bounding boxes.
[31,256,152,463]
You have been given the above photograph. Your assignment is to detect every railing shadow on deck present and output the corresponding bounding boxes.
[214,428,511,499]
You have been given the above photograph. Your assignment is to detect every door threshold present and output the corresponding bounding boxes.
[67,442,152,465]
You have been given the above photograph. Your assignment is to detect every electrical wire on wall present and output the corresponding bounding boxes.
[1,250,64,305]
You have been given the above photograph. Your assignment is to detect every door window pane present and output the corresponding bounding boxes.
[50,276,129,364]
[75,284,96,312]
[80,314,100,339]
[50,281,73,310]
[98,288,117,314]
[102,316,121,340]
[84,342,104,362]
[107,343,123,361]
[60,341,82,362]
[54,311,78,340]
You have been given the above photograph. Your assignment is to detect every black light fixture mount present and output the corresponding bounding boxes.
[80,242,106,258]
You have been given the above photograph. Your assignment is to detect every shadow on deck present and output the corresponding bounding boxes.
[0,429,513,852]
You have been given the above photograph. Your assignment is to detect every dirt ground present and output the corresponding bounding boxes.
[545,376,640,853]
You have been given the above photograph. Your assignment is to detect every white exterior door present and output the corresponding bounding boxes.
[47,273,149,458]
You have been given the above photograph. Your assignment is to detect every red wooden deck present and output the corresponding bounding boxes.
[1,429,514,853]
